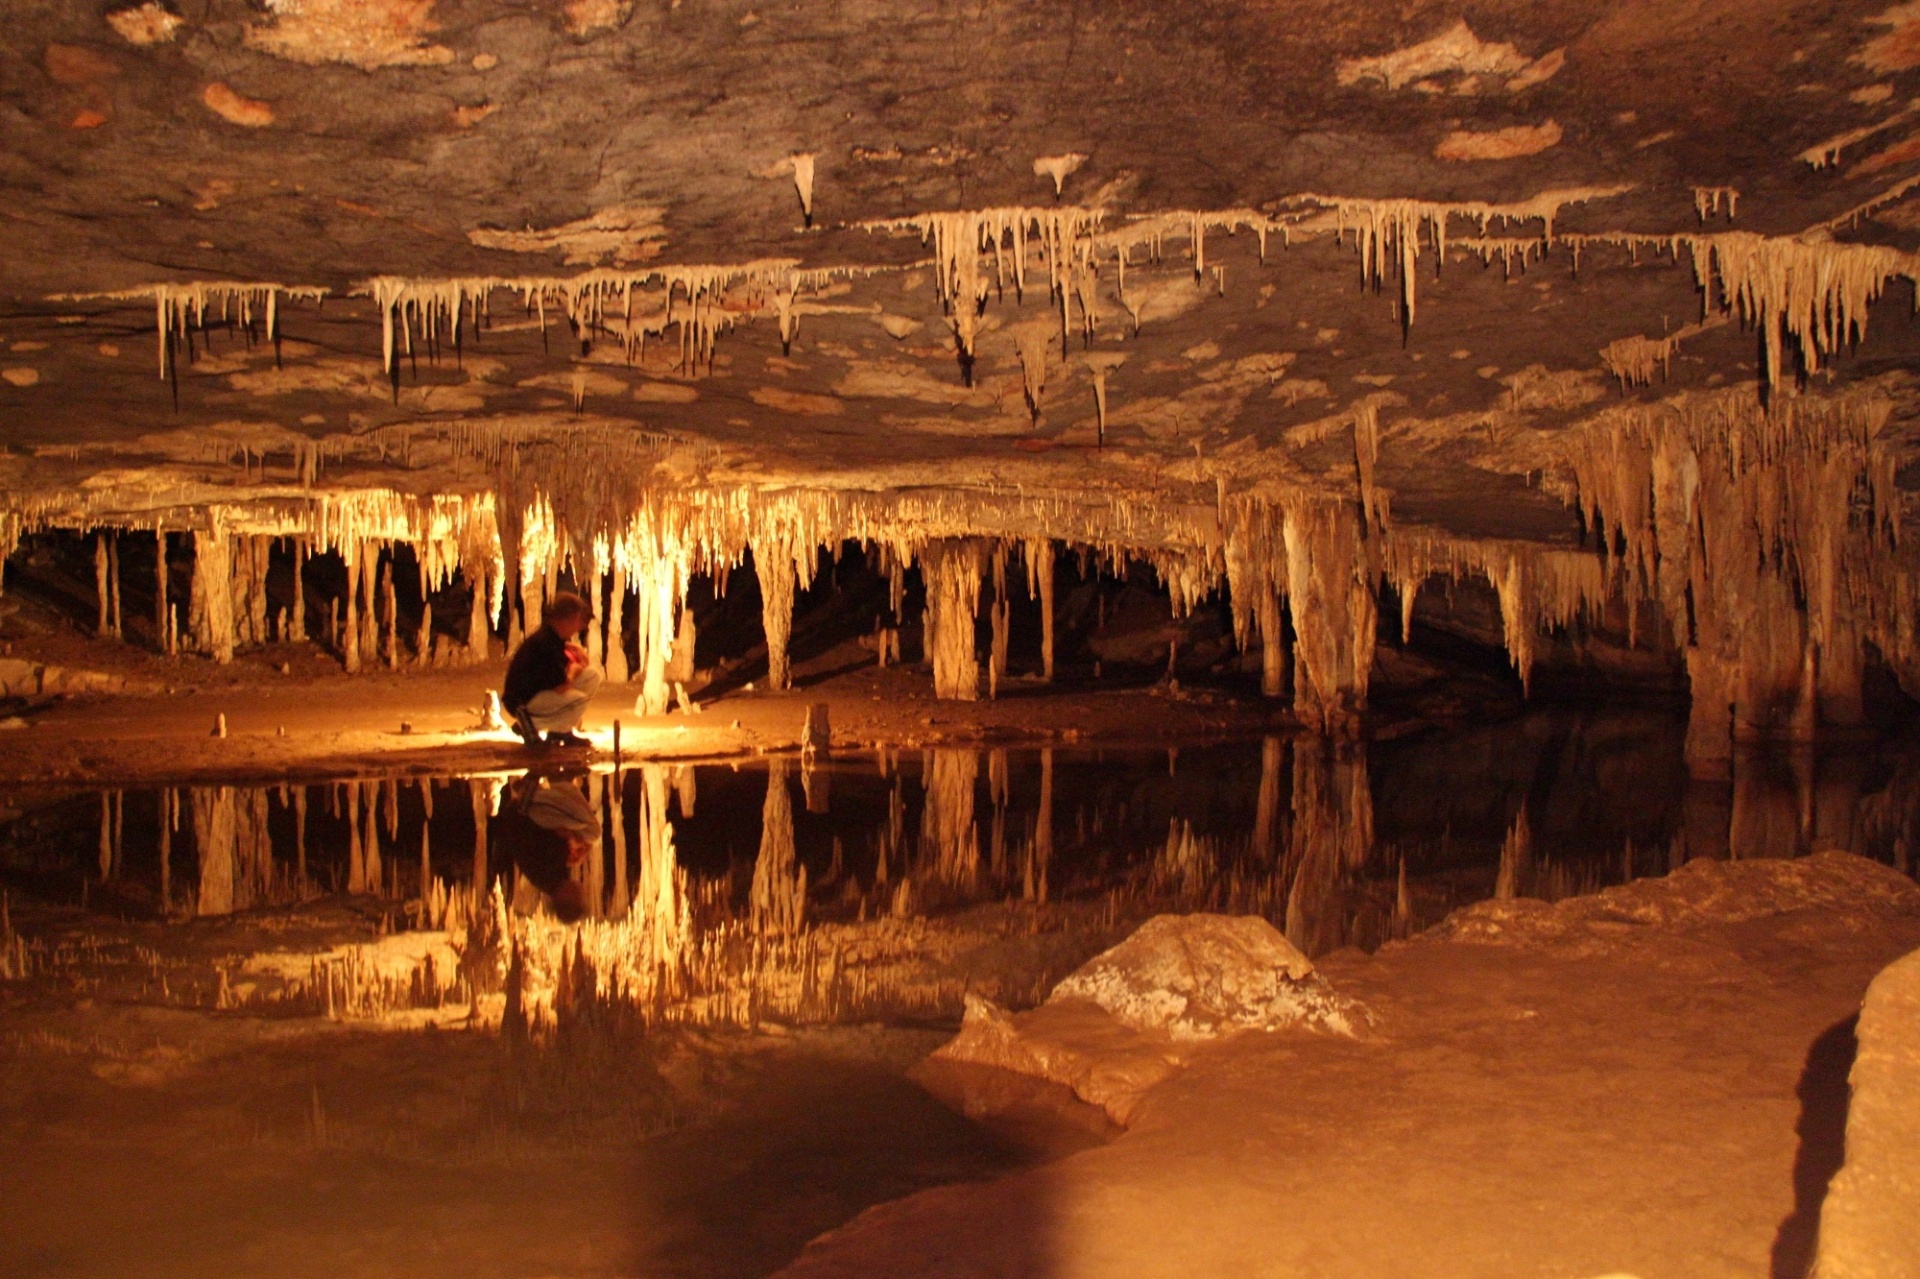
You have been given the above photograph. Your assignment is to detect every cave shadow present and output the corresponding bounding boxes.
[1769,1012,1858,1279]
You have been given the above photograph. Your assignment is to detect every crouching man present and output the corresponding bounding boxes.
[503,591,602,750]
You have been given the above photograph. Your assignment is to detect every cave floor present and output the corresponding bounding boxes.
[776,894,1920,1279]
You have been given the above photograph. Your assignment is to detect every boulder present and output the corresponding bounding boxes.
[1812,944,1920,1279]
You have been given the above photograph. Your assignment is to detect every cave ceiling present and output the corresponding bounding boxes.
[6,0,1920,549]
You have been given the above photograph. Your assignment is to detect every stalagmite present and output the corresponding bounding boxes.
[749,758,805,935]
[921,539,985,701]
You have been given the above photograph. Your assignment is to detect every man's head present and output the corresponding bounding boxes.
[543,591,591,641]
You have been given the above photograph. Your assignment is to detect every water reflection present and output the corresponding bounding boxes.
[4,710,1918,961]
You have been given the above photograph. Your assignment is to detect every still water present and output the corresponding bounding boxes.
[2,707,1916,957]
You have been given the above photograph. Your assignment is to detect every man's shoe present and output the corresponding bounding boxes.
[544,730,591,749]
[511,707,540,746]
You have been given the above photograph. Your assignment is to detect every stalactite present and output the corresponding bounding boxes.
[1025,538,1055,681]
[1566,387,1898,770]
[1693,186,1739,222]
[1084,353,1126,445]
[53,282,328,382]
[1299,185,1633,332]
[921,539,986,701]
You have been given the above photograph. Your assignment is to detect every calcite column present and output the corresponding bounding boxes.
[154,529,171,655]
[341,548,361,674]
[289,538,308,643]
[357,547,380,666]
[605,558,629,684]
[1257,581,1288,699]
[752,536,796,692]
[988,543,1010,699]
[1283,502,1375,735]
[466,563,490,664]
[1027,539,1056,682]
[921,538,986,701]
[189,527,235,664]
[639,569,676,716]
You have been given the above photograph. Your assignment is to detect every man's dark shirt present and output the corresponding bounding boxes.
[502,626,570,712]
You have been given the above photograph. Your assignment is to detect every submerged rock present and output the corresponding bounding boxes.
[921,913,1366,1126]
[1050,912,1362,1039]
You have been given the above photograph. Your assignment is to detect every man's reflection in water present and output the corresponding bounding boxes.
[491,768,600,922]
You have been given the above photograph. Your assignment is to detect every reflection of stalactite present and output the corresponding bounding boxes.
[192,786,237,916]
[1284,738,1371,955]
[919,749,980,889]
[1253,735,1284,862]
[1495,805,1532,899]
[922,539,986,701]
[750,759,805,935]
[1027,748,1053,903]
